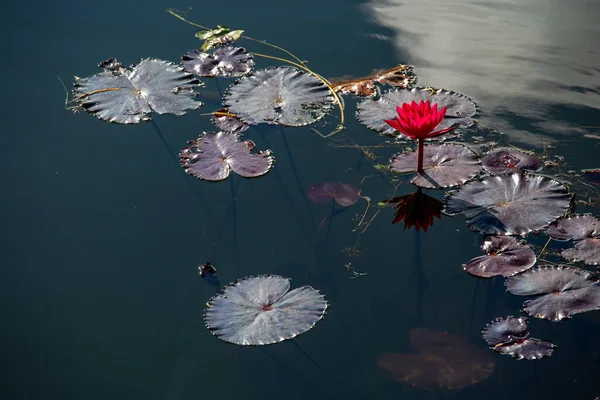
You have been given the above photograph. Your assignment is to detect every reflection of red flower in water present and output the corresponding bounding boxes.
[382,188,443,232]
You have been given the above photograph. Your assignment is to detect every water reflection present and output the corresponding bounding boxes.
[367,0,600,145]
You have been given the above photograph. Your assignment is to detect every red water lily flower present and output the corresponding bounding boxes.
[385,100,456,172]
[384,100,455,140]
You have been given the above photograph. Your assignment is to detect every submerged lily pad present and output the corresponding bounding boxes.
[445,173,571,235]
[223,67,335,127]
[465,236,536,278]
[73,58,202,124]
[212,108,249,133]
[390,143,481,189]
[482,316,529,346]
[180,132,273,181]
[182,46,254,78]
[204,275,327,345]
[547,215,600,266]
[481,148,540,175]
[506,265,600,321]
[357,88,476,136]
[307,182,360,207]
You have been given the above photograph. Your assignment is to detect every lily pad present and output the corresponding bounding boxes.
[445,173,571,235]
[212,108,249,133]
[496,338,556,360]
[482,316,529,347]
[223,67,335,127]
[465,236,536,278]
[180,132,274,181]
[481,148,540,175]
[546,215,600,266]
[357,88,476,136]
[307,182,360,207]
[506,265,600,321]
[73,58,202,124]
[390,143,481,189]
[182,46,254,78]
[331,65,415,98]
[204,275,327,345]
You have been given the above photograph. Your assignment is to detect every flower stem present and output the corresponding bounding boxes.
[417,139,424,173]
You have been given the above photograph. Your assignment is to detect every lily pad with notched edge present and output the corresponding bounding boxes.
[180,132,273,181]
[546,215,600,266]
[204,275,327,345]
[224,67,335,127]
[307,182,360,207]
[212,108,249,133]
[482,316,555,359]
[444,173,571,235]
[390,143,482,189]
[182,46,254,78]
[73,58,202,124]
[481,148,540,175]
[506,265,600,321]
[357,88,476,136]
[465,236,536,278]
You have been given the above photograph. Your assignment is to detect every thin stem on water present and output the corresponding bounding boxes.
[417,139,424,172]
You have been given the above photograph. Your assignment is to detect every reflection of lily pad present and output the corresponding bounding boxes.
[212,108,249,133]
[204,275,327,345]
[481,148,540,175]
[74,58,202,124]
[445,173,571,235]
[506,266,600,321]
[482,316,555,360]
[223,67,335,126]
[377,328,494,390]
[182,46,254,78]
[307,182,360,207]
[465,236,536,278]
[547,215,600,266]
[180,132,274,181]
[357,88,476,136]
[390,144,481,189]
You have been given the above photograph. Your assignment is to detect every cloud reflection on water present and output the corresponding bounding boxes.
[366,0,600,146]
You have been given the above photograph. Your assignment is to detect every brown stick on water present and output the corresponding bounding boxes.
[417,138,425,172]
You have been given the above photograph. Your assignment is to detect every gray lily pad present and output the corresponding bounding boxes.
[390,144,481,189]
[506,265,600,321]
[445,173,571,235]
[180,131,274,181]
[74,58,202,124]
[547,215,600,266]
[481,148,540,175]
[223,67,335,126]
[496,338,556,360]
[212,108,249,133]
[182,46,254,78]
[204,275,328,345]
[356,88,476,136]
[465,236,536,278]
[482,316,529,346]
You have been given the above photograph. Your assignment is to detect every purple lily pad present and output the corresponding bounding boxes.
[390,143,482,189]
[481,148,540,175]
[212,108,249,133]
[482,316,528,346]
[223,67,335,127]
[182,46,254,78]
[445,173,572,235]
[547,215,600,266]
[180,132,274,181]
[357,88,476,137]
[465,236,536,278]
[506,265,600,321]
[307,182,360,207]
[204,275,328,345]
[496,338,556,360]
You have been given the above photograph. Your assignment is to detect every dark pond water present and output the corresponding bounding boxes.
[2,0,600,399]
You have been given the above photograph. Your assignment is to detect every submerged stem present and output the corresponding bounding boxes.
[417,139,424,172]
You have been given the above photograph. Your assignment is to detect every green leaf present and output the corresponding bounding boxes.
[195,25,231,40]
[200,30,245,52]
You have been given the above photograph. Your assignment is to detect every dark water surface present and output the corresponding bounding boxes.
[2,0,599,399]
